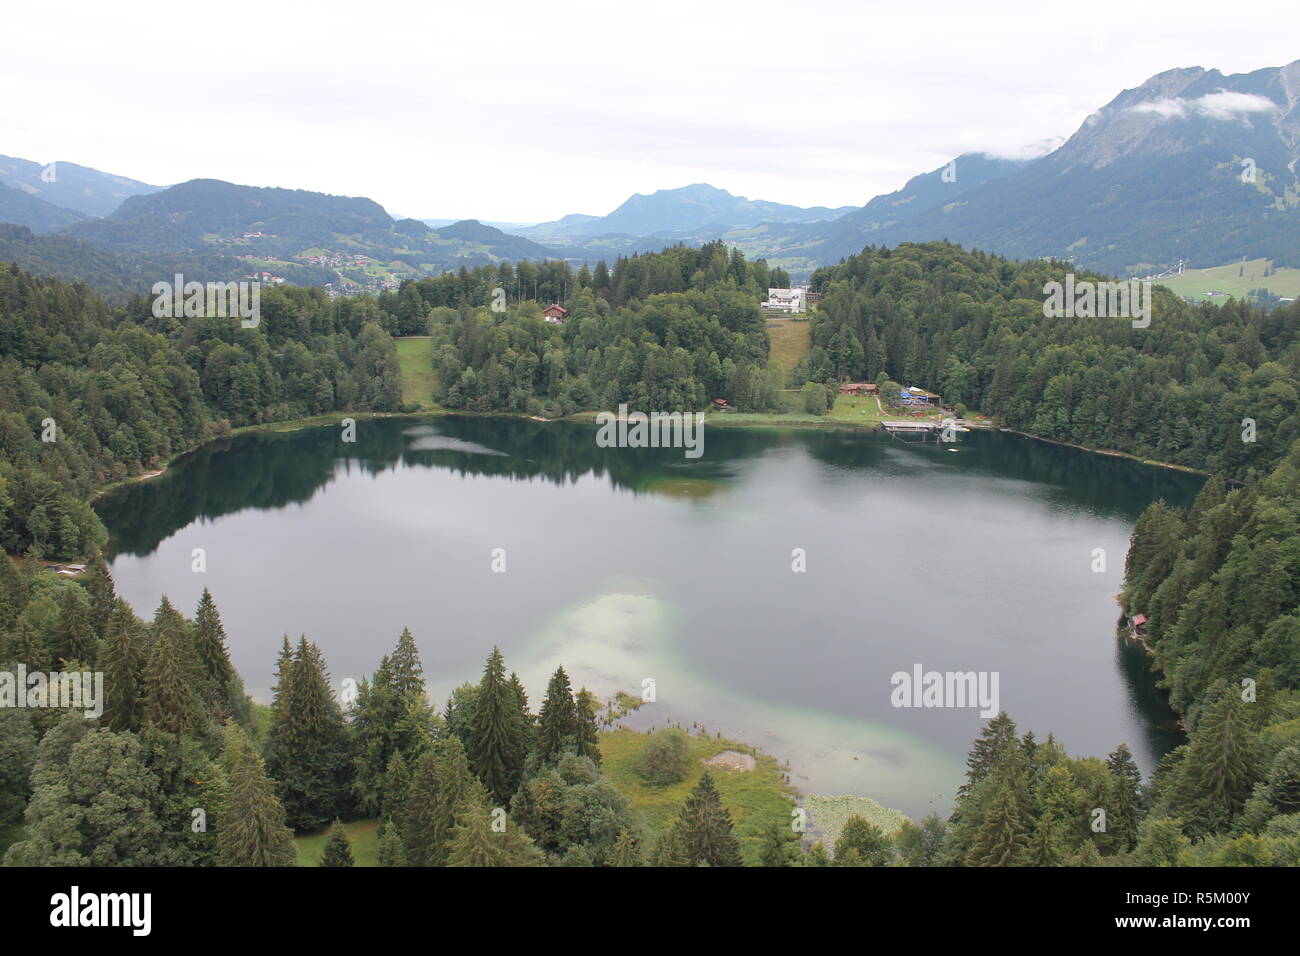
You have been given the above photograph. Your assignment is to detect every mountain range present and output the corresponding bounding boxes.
[514,183,856,242]
[1,58,1297,292]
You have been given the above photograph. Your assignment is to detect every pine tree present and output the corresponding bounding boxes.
[216,724,297,867]
[536,666,577,762]
[677,772,743,867]
[100,599,146,732]
[469,647,527,803]
[319,820,355,867]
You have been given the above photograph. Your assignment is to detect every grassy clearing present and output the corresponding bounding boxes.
[395,335,438,408]
[295,818,381,866]
[804,794,908,854]
[827,392,892,425]
[767,317,811,372]
[598,728,796,866]
[1159,258,1300,303]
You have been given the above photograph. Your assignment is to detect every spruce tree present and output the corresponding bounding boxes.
[142,623,199,736]
[536,666,576,762]
[377,821,407,866]
[319,820,355,867]
[264,637,351,831]
[958,712,1019,799]
[193,589,236,716]
[4,616,48,671]
[403,734,475,866]
[100,599,146,732]
[611,828,640,867]
[1106,744,1143,851]
[84,559,116,639]
[757,818,799,867]
[381,750,411,825]
[216,724,297,867]
[966,781,1029,866]
[0,553,24,630]
[446,783,542,867]
[677,772,743,867]
[350,629,437,814]
[53,585,96,666]
[573,687,602,764]
[469,647,527,803]
[650,823,689,866]
[1185,690,1256,825]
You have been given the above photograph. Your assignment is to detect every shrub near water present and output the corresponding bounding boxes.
[636,729,692,786]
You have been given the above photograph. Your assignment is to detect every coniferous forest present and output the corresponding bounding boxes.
[1,233,1298,868]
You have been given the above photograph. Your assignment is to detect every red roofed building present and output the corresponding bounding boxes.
[543,304,568,324]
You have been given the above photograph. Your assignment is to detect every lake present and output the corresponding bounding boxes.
[95,416,1204,819]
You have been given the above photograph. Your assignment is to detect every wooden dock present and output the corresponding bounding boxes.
[881,420,938,432]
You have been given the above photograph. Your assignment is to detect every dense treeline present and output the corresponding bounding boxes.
[1117,440,1300,858]
[805,242,1300,480]
[0,559,765,867]
[0,263,404,559]
[400,242,788,416]
[2,554,1295,866]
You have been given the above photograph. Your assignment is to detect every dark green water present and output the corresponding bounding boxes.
[96,416,1203,818]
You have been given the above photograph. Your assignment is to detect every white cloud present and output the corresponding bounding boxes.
[981,137,1065,161]
[1128,89,1278,121]
[0,0,1295,221]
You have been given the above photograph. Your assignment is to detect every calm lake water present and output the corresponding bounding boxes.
[96,416,1204,818]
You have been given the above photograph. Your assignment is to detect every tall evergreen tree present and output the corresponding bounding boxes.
[100,598,146,732]
[469,647,528,803]
[536,666,576,762]
[84,559,116,639]
[1106,744,1143,851]
[193,589,237,717]
[264,637,351,831]
[142,622,200,736]
[350,629,437,814]
[611,828,640,867]
[446,782,542,867]
[966,780,1029,867]
[573,687,602,764]
[216,724,298,867]
[677,772,743,867]
[319,820,355,867]
[53,585,96,666]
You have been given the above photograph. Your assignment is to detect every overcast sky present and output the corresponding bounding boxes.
[2,0,1295,223]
